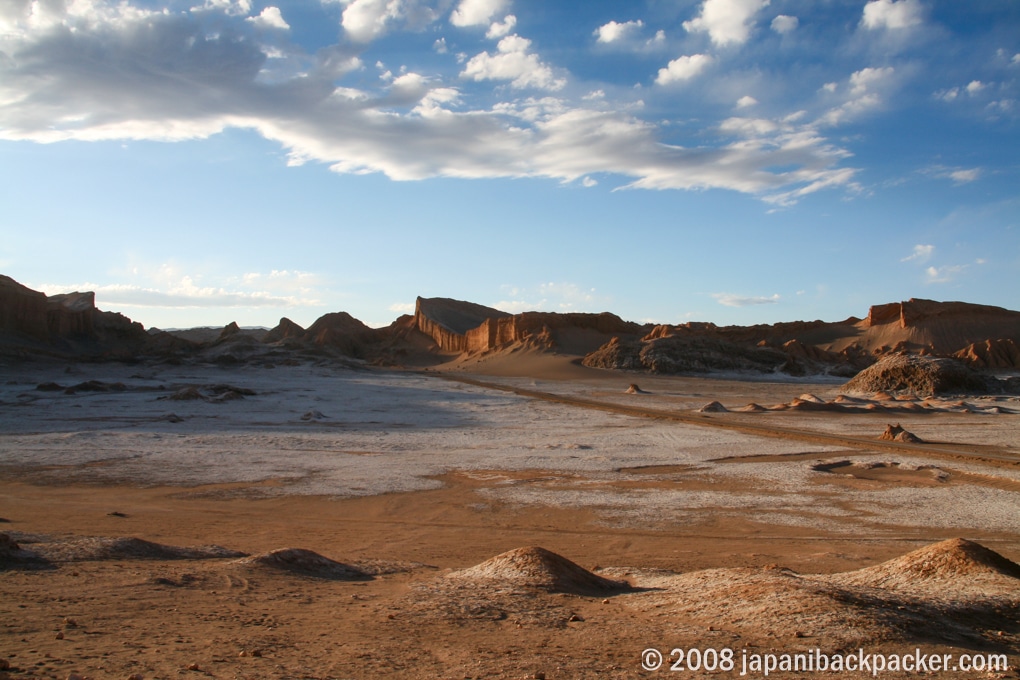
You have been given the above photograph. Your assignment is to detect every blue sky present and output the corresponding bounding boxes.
[1,0,1017,329]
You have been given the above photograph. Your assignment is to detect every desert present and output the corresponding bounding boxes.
[1,278,1019,679]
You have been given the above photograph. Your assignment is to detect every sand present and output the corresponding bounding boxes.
[1,359,1018,678]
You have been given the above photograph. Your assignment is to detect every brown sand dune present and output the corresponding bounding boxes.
[234,548,372,581]
[447,546,630,596]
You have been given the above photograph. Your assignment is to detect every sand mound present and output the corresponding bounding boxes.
[697,401,728,413]
[879,423,923,443]
[624,383,646,394]
[835,538,1020,592]
[301,409,328,421]
[448,547,629,595]
[842,354,989,397]
[32,536,246,562]
[736,402,767,412]
[235,548,371,580]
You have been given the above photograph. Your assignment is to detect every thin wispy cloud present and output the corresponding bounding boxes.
[712,293,781,308]
[901,244,935,263]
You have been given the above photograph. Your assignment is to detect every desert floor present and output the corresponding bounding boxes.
[1,357,1019,679]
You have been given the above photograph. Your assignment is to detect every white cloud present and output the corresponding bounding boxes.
[966,80,985,95]
[656,54,713,85]
[935,87,959,102]
[451,0,508,28]
[925,264,965,284]
[1013,54,1020,65]
[712,293,780,307]
[683,0,770,47]
[861,0,922,31]
[770,14,797,35]
[37,268,325,310]
[819,66,895,126]
[341,0,440,42]
[582,176,597,187]
[388,302,416,314]
[433,37,448,53]
[0,0,858,205]
[949,168,981,183]
[193,0,252,17]
[595,19,644,44]
[486,14,516,39]
[901,244,934,263]
[246,6,289,30]
[736,95,758,108]
[461,34,566,90]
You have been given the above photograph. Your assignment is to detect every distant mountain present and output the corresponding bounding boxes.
[3,275,1019,375]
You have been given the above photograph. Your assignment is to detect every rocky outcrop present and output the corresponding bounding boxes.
[1,276,147,357]
[841,354,990,397]
[0,275,49,339]
[414,297,510,352]
[583,334,788,374]
[848,299,1020,355]
[953,338,1020,369]
[265,317,305,343]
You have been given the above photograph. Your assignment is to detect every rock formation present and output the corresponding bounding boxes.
[841,354,990,397]
[1,276,147,358]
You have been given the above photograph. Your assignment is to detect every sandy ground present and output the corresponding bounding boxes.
[1,358,1019,679]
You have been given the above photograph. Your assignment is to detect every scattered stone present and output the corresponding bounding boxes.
[186,662,200,671]
[301,410,328,421]
[879,424,923,443]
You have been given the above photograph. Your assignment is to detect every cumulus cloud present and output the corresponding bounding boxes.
[0,0,858,204]
[595,19,644,44]
[451,0,508,27]
[712,293,780,307]
[461,34,566,90]
[247,6,289,30]
[341,0,440,42]
[388,302,416,314]
[770,14,797,35]
[901,244,934,263]
[736,95,758,108]
[656,54,713,85]
[860,0,923,31]
[683,0,770,47]
[486,14,516,39]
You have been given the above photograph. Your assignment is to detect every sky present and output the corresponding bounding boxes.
[1,0,1018,330]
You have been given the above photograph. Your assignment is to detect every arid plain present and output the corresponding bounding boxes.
[2,354,1019,679]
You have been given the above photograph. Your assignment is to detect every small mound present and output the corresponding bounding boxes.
[697,401,728,413]
[878,423,923,443]
[797,393,825,403]
[736,403,767,412]
[33,537,246,562]
[836,538,1020,591]
[449,547,629,595]
[624,383,646,394]
[167,386,204,401]
[236,548,371,580]
[301,409,328,421]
